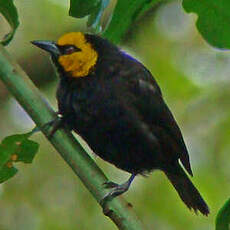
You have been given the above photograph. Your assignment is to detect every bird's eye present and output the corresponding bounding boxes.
[65,45,78,54]
[59,45,81,55]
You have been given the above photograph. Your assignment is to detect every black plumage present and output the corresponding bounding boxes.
[32,33,209,215]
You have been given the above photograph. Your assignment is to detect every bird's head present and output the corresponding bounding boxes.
[31,32,98,78]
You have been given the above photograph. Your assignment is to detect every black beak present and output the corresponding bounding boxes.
[31,40,60,56]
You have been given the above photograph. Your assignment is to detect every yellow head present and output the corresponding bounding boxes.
[57,32,98,78]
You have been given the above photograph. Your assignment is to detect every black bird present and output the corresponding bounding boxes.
[32,32,209,215]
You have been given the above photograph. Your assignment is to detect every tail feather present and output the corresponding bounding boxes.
[164,165,209,215]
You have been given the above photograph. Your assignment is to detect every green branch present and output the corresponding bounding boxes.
[0,44,146,230]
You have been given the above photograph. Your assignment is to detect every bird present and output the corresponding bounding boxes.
[31,32,209,215]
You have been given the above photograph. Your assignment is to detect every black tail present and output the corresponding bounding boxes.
[164,164,209,215]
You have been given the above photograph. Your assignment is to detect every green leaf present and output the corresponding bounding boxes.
[2,133,30,146]
[0,145,13,169]
[182,0,230,49]
[0,134,27,169]
[1,134,39,164]
[69,0,101,18]
[0,0,19,45]
[103,0,161,44]
[16,139,39,163]
[216,198,230,230]
[87,0,110,33]
[0,133,39,183]
[69,0,110,33]
[0,165,18,183]
[69,0,161,40]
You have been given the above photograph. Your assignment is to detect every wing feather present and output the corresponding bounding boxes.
[125,71,193,176]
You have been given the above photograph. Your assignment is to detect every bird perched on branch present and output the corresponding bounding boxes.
[32,32,209,215]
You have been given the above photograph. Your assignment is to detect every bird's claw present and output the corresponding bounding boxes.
[42,113,64,138]
[103,181,119,188]
[100,181,130,207]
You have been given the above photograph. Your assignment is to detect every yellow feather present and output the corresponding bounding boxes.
[57,32,98,78]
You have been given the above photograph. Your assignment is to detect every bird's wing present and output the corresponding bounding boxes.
[123,68,193,176]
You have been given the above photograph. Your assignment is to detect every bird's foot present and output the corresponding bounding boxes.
[100,180,130,206]
[103,181,119,188]
[100,174,136,207]
[42,113,64,138]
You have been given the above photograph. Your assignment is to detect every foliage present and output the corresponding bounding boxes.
[183,0,230,49]
[1,0,230,48]
[69,0,110,32]
[0,132,39,183]
[0,0,19,45]
[103,0,161,43]
[216,198,230,230]
[69,0,230,48]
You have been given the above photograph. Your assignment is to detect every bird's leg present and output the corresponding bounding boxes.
[42,113,64,138]
[100,174,136,205]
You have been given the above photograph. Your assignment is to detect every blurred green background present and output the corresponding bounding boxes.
[1,0,230,229]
